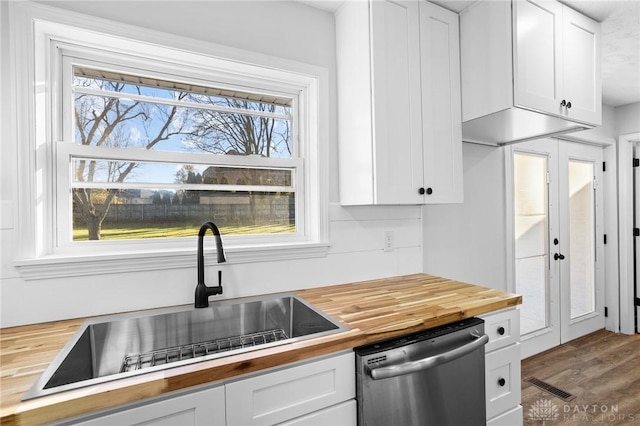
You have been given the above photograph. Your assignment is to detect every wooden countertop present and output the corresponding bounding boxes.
[0,274,521,426]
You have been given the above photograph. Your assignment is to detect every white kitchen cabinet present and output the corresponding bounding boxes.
[67,385,226,426]
[225,351,355,426]
[336,0,463,205]
[276,400,357,426]
[480,307,523,426]
[486,405,524,426]
[461,0,601,145]
[514,0,601,124]
[62,352,355,426]
[419,1,464,204]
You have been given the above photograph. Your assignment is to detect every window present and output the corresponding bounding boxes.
[62,66,300,244]
[13,8,328,277]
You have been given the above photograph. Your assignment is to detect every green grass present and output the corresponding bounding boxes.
[73,224,295,241]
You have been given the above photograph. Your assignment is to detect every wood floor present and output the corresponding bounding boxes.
[521,329,640,425]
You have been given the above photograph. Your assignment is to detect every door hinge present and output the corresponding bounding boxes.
[604,234,607,244]
[635,228,640,237]
[603,161,606,172]
[635,298,640,307]
[604,307,608,317]
[634,158,640,167]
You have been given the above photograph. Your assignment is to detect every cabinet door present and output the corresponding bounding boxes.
[276,400,357,426]
[419,1,463,204]
[485,343,522,420]
[225,352,355,426]
[513,0,564,115]
[71,386,225,426]
[562,5,601,124]
[370,0,423,204]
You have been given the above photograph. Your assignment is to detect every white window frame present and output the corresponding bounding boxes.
[10,3,329,279]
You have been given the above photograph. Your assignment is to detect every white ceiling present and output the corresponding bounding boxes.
[299,0,640,107]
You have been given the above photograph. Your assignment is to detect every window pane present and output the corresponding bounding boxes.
[72,159,293,188]
[569,160,595,319]
[72,188,295,241]
[514,153,549,335]
[73,69,292,158]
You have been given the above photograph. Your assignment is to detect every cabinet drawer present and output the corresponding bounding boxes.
[487,405,523,426]
[276,400,356,426]
[69,386,225,426]
[225,352,355,426]
[481,307,520,353]
[486,343,521,420]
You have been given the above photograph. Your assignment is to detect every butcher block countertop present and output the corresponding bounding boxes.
[0,274,521,426]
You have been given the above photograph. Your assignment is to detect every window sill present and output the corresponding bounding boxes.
[13,242,330,281]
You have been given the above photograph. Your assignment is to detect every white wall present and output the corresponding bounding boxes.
[423,143,508,291]
[0,1,423,327]
[615,102,640,135]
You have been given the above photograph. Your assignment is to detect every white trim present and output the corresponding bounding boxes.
[504,145,515,295]
[13,242,331,281]
[618,132,640,334]
[9,2,330,278]
[72,87,292,121]
[603,142,619,332]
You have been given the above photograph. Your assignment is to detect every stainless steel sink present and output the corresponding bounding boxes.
[23,294,348,400]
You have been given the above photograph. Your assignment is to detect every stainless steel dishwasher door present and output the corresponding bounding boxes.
[355,317,488,426]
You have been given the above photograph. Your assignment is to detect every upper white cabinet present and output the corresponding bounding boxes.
[336,0,463,205]
[461,0,601,145]
[419,1,464,204]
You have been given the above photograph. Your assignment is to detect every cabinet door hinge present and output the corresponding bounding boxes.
[635,228,640,237]
[604,234,607,244]
[634,158,640,167]
[635,298,640,307]
[604,306,608,317]
[603,161,606,172]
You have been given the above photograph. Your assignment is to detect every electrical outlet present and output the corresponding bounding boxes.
[383,230,394,252]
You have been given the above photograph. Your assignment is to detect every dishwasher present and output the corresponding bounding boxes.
[355,317,488,426]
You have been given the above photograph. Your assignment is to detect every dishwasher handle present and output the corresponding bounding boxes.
[369,333,489,380]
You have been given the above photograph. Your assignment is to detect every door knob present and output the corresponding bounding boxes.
[554,253,565,260]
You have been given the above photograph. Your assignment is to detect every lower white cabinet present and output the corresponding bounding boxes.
[276,400,357,426]
[481,307,523,426]
[487,405,524,426]
[226,351,355,425]
[62,352,355,426]
[70,386,226,426]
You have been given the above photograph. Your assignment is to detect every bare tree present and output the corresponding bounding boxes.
[185,98,291,158]
[74,78,186,239]
[185,98,292,225]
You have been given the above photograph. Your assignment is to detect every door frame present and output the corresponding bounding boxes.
[506,139,607,359]
[618,132,640,334]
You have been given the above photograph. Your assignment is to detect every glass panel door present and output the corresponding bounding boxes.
[514,153,549,335]
[511,140,603,358]
[558,141,604,343]
[511,139,561,359]
[568,160,596,319]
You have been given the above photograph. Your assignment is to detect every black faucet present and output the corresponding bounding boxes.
[194,221,226,308]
